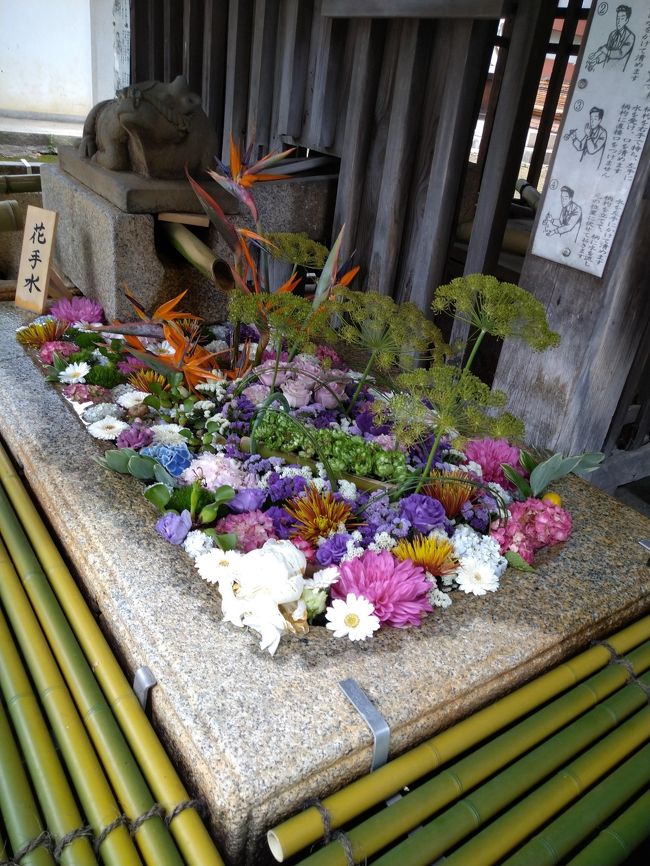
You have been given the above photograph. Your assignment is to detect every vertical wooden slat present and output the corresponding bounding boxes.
[398,19,496,309]
[130,0,149,82]
[476,17,512,172]
[202,0,228,140]
[146,0,165,80]
[365,19,431,296]
[247,0,280,155]
[163,0,184,82]
[304,2,347,150]
[183,0,204,94]
[222,0,254,158]
[450,0,557,347]
[527,0,583,187]
[273,0,314,147]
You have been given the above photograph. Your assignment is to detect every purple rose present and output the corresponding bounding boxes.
[280,378,312,408]
[316,533,351,566]
[155,509,192,544]
[399,494,446,534]
[228,487,268,513]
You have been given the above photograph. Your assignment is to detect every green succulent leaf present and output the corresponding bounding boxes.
[203,530,238,551]
[127,454,158,480]
[505,551,536,572]
[501,463,532,499]
[144,483,173,511]
[103,448,137,473]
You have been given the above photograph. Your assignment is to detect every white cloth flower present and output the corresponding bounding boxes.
[304,566,340,590]
[59,361,91,384]
[87,417,130,440]
[325,593,380,641]
[183,530,215,560]
[455,557,500,596]
[116,390,150,409]
[151,423,187,445]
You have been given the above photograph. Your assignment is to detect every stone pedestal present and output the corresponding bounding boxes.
[41,163,338,321]
[2,302,649,865]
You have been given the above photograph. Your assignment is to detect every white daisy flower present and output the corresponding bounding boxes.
[116,390,150,409]
[326,593,380,641]
[183,530,215,560]
[151,423,187,445]
[195,548,243,585]
[147,339,175,356]
[455,557,500,596]
[87,417,130,440]
[59,361,91,384]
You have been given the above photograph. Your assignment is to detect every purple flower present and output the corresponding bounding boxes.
[316,533,351,567]
[267,471,308,502]
[141,443,193,476]
[116,421,154,450]
[399,494,446,534]
[156,510,192,545]
[117,355,147,375]
[228,487,268,513]
[265,506,296,539]
[50,296,104,324]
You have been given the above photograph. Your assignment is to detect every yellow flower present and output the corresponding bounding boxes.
[127,369,171,393]
[393,534,458,578]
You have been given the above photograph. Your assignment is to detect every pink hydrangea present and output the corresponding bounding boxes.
[50,296,104,324]
[464,438,523,489]
[38,341,79,364]
[490,498,572,564]
[62,383,112,403]
[215,510,277,553]
[331,550,432,628]
[181,453,254,491]
[291,536,316,562]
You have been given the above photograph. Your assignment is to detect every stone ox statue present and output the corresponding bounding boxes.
[79,75,218,179]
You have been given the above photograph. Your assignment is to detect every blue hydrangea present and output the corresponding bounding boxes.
[140,443,193,477]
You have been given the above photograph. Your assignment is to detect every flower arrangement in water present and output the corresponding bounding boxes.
[14,145,603,654]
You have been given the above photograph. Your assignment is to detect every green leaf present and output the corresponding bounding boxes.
[127,454,158,480]
[103,448,136,473]
[211,485,236,506]
[505,550,536,572]
[143,483,172,511]
[519,450,539,474]
[528,452,565,497]
[573,451,605,473]
[198,503,220,524]
[312,223,345,309]
[501,463,532,499]
[144,394,160,410]
[153,463,176,486]
[203,530,238,551]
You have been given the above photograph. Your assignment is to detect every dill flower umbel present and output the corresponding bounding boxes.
[393,535,458,578]
[285,486,354,544]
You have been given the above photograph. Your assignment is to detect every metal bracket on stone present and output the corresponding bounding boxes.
[339,678,390,771]
[639,539,650,566]
[133,666,157,710]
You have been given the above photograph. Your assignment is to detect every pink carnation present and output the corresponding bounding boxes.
[38,341,79,364]
[331,550,432,628]
[50,296,104,324]
[464,438,522,489]
[215,509,277,553]
[490,498,572,564]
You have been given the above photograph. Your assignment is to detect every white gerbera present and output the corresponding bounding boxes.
[151,423,187,445]
[116,390,150,409]
[326,593,380,641]
[87,416,130,440]
[195,548,243,584]
[455,557,500,596]
[59,361,91,384]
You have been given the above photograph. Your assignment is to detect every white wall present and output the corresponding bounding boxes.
[0,0,117,119]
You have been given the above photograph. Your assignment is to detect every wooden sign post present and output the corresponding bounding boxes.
[15,205,59,314]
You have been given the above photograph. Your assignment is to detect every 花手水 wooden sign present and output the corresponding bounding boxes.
[15,205,59,314]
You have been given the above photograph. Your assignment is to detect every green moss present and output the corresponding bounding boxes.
[84,364,125,388]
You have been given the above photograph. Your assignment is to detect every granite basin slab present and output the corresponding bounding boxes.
[1,302,650,864]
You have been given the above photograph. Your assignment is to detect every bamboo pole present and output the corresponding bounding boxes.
[0,487,185,866]
[501,741,650,866]
[293,642,650,866]
[372,685,650,866]
[0,698,55,866]
[266,613,650,861]
[566,789,650,866]
[0,174,42,194]
[0,604,98,866]
[441,708,650,866]
[0,442,226,866]
[159,221,234,292]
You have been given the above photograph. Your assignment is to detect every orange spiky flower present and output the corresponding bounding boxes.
[157,322,220,392]
[422,471,480,519]
[125,287,201,323]
[392,535,458,578]
[16,319,68,348]
[285,485,354,544]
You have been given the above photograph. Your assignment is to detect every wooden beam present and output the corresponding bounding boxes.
[273,0,313,146]
[322,0,509,18]
[589,443,650,494]
[247,0,280,155]
[399,19,496,309]
[146,0,164,80]
[163,0,184,82]
[303,2,347,150]
[182,0,204,94]
[202,0,228,138]
[222,0,253,159]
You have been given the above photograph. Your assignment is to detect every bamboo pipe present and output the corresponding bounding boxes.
[293,642,650,866]
[0,199,23,232]
[372,681,650,866]
[441,707,650,866]
[159,221,234,291]
[0,442,226,866]
[501,741,650,866]
[0,489,184,866]
[566,789,650,866]
[0,605,98,866]
[0,174,42,193]
[266,613,650,861]
[0,539,140,866]
[0,698,55,866]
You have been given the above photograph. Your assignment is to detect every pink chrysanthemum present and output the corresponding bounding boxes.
[50,296,104,324]
[117,355,148,375]
[464,438,522,489]
[490,498,572,564]
[215,509,277,553]
[331,550,432,628]
[38,340,79,364]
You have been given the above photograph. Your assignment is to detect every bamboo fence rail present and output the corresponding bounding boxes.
[0,440,225,866]
[566,789,650,866]
[267,613,650,861]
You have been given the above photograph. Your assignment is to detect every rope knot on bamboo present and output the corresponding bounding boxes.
[52,826,94,861]
[0,830,53,866]
[305,798,333,843]
[592,639,650,702]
